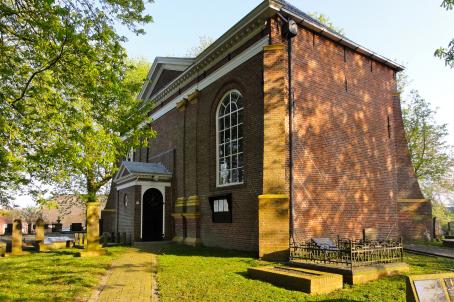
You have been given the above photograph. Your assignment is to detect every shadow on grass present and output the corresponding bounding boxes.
[137,242,257,259]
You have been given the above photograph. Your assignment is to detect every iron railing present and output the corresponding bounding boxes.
[290,238,404,269]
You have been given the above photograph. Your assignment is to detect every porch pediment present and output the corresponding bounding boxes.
[114,161,172,189]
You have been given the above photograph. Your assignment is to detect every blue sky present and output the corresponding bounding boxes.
[14,0,454,207]
[123,0,454,142]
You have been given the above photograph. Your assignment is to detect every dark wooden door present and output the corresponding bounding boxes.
[142,188,163,241]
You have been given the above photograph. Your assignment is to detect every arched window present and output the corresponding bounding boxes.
[216,90,244,186]
[123,195,129,207]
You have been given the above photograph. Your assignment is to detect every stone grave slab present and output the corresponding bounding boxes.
[248,265,343,294]
[443,239,454,248]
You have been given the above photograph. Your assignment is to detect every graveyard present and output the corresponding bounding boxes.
[0,213,454,301]
[1,0,453,301]
[0,239,453,301]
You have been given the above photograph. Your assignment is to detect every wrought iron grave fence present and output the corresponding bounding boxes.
[290,237,404,269]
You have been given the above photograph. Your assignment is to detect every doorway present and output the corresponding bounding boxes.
[142,188,163,241]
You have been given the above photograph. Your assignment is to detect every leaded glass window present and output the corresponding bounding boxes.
[216,90,244,186]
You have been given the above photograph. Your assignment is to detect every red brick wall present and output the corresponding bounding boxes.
[284,22,401,241]
[186,54,264,251]
[142,51,264,251]
[398,201,432,241]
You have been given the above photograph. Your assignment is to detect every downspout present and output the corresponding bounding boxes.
[281,16,298,243]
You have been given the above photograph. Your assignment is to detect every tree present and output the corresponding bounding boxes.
[0,0,153,205]
[19,205,42,233]
[402,90,452,184]
[400,81,454,227]
[308,12,345,35]
[434,0,454,67]
[186,35,214,57]
[28,59,154,204]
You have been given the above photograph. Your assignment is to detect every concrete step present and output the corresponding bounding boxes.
[133,241,173,249]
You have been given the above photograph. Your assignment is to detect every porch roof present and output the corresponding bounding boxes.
[114,161,172,187]
[121,161,171,175]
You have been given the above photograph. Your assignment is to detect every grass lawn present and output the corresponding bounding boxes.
[147,244,454,302]
[0,246,128,301]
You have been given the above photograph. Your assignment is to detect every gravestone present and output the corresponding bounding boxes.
[5,223,12,235]
[12,219,23,255]
[433,217,442,239]
[35,218,45,251]
[0,241,6,257]
[70,223,83,232]
[312,238,336,249]
[363,228,379,241]
[78,202,106,257]
[52,223,62,232]
[448,221,454,236]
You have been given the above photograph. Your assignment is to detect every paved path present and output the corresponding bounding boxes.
[88,247,158,302]
[405,244,454,259]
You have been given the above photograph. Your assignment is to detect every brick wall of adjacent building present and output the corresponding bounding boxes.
[275,19,402,241]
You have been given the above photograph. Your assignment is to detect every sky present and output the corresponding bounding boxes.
[122,0,453,140]
[14,0,454,207]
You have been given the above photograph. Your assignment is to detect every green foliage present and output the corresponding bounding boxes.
[431,199,454,229]
[185,35,214,57]
[0,0,153,204]
[402,90,452,184]
[435,0,454,67]
[399,76,454,220]
[0,247,127,301]
[308,12,345,35]
[27,58,154,202]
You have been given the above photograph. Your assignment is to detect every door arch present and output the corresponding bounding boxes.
[142,188,163,241]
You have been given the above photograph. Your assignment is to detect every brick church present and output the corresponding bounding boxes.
[102,0,432,256]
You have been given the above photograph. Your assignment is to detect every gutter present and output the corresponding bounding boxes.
[279,7,404,71]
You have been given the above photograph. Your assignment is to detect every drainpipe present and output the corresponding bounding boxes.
[282,17,298,242]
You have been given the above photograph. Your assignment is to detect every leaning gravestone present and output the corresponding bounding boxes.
[12,219,23,255]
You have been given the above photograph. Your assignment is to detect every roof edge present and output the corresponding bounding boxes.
[278,1,404,71]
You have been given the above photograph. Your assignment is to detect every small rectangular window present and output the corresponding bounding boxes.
[209,194,232,223]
